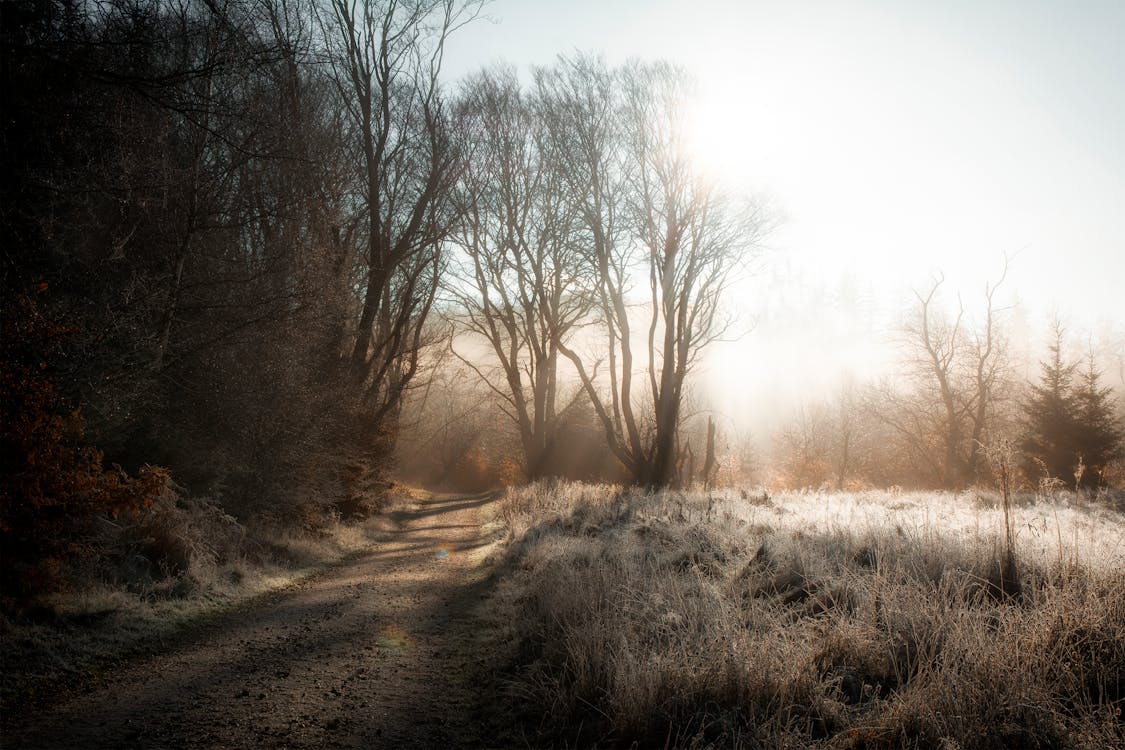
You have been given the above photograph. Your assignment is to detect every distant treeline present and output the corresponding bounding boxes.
[769,306,1124,492]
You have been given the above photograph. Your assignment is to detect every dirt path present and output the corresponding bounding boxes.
[6,492,501,750]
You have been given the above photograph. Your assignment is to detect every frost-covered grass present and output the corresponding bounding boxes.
[480,481,1125,749]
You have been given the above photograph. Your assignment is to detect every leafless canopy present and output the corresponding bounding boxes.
[318,0,484,424]
[447,65,590,477]
[535,55,768,487]
[869,258,1012,488]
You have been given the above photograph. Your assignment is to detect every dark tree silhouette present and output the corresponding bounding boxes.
[319,0,482,427]
[1022,322,1080,485]
[1025,327,1125,489]
[1072,353,1124,487]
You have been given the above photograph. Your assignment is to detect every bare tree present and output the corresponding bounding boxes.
[701,415,718,489]
[773,402,832,489]
[542,56,767,487]
[908,273,966,486]
[318,0,481,427]
[965,262,1011,477]
[1,0,425,525]
[447,66,589,478]
[870,260,1011,488]
[829,378,865,490]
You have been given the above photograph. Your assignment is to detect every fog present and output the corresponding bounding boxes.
[439,0,1125,451]
[7,0,1125,592]
[5,2,1125,746]
[702,259,1125,441]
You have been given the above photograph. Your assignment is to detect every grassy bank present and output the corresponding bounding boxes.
[480,482,1125,749]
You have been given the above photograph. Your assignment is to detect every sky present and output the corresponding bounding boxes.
[441,0,1125,431]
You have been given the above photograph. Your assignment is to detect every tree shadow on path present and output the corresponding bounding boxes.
[6,490,506,750]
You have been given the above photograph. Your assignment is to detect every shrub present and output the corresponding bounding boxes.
[0,292,167,605]
[100,486,246,595]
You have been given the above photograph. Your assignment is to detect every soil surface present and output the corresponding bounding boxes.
[5,492,502,749]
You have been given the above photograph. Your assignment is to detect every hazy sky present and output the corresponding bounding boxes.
[442,0,1125,429]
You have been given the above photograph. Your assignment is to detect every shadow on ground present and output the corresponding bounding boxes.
[5,491,505,750]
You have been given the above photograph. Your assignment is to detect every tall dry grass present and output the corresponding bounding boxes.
[480,482,1125,749]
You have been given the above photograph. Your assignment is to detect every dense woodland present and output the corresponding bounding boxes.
[2,0,1122,605]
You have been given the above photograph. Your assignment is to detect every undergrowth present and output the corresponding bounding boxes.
[480,482,1125,749]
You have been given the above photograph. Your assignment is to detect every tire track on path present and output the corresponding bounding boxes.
[7,491,500,749]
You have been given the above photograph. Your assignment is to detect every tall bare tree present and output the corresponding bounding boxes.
[448,66,589,477]
[534,55,636,476]
[318,0,481,427]
[870,260,1011,487]
[541,56,767,487]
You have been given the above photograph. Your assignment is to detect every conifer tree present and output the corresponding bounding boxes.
[1072,353,1123,487]
[1022,324,1079,483]
[1022,324,1124,489]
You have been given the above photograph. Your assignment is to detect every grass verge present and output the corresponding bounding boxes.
[478,482,1125,749]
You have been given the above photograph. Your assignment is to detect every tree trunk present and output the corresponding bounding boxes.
[702,416,717,490]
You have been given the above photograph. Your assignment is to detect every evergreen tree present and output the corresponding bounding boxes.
[1022,324,1079,483]
[1072,353,1124,487]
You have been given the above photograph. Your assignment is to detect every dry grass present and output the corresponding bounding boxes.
[480,482,1125,749]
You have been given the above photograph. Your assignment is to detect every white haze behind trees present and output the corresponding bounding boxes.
[441,0,1125,440]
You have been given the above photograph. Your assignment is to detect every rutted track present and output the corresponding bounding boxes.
[6,492,500,750]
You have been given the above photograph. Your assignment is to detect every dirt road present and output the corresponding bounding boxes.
[6,492,501,749]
